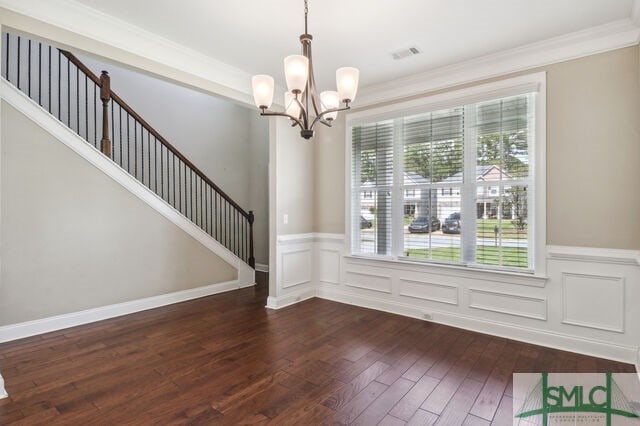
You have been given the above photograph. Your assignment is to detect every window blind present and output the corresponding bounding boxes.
[352,121,394,255]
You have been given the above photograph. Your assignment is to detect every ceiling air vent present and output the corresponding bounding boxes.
[392,47,420,60]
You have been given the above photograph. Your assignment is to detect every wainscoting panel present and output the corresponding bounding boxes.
[399,278,459,306]
[268,234,316,309]
[468,288,547,320]
[344,270,392,294]
[562,272,625,333]
[308,235,640,364]
[281,249,312,289]
[317,249,341,285]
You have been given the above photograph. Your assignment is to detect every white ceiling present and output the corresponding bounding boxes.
[73,0,634,93]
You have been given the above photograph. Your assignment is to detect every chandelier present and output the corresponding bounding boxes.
[251,0,360,139]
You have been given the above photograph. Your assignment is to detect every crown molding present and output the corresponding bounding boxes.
[0,0,637,109]
[356,18,640,107]
[0,0,256,105]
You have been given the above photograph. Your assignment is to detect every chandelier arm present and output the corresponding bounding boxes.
[260,110,304,129]
[293,96,308,129]
[306,43,323,118]
[309,105,351,130]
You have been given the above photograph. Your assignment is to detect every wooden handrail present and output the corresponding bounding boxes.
[59,50,101,85]
[60,49,250,220]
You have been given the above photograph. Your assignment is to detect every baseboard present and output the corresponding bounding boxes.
[255,263,269,273]
[0,279,254,343]
[265,287,316,310]
[316,286,638,364]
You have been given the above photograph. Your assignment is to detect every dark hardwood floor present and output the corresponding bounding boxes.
[0,272,635,425]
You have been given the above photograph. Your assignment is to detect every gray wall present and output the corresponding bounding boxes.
[313,46,640,250]
[76,53,270,264]
[0,102,237,325]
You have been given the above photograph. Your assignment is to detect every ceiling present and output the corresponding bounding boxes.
[73,0,634,94]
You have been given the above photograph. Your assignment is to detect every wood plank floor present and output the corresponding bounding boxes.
[0,272,635,425]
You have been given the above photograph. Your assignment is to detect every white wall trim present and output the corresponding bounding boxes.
[304,235,640,364]
[547,245,640,266]
[316,285,638,363]
[276,233,317,245]
[0,372,7,399]
[356,18,640,107]
[255,263,269,273]
[265,286,316,310]
[0,0,256,105]
[0,279,253,343]
[0,78,255,285]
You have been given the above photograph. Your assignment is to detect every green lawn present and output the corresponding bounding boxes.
[405,245,529,268]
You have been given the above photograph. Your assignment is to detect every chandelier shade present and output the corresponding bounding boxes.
[251,0,359,139]
[251,75,275,109]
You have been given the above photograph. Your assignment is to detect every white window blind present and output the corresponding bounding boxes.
[350,92,535,271]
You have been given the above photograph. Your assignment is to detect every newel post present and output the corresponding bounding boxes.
[248,211,255,268]
[99,70,111,157]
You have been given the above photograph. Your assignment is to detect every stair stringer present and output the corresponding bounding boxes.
[0,77,255,286]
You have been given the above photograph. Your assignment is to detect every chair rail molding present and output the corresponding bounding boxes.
[269,234,640,364]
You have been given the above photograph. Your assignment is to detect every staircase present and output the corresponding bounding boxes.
[1,32,255,268]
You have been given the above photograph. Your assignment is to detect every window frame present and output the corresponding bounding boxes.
[345,72,547,277]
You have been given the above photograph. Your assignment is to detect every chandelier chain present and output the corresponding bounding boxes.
[304,0,308,34]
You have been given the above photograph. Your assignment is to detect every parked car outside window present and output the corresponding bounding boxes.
[360,216,373,229]
[408,216,441,233]
[442,212,461,234]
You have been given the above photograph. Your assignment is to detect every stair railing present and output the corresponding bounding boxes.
[2,33,255,267]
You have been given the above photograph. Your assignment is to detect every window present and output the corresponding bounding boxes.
[349,76,543,273]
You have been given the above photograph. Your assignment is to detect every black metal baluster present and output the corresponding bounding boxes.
[216,193,220,240]
[38,42,42,105]
[126,112,131,173]
[172,155,176,207]
[178,159,182,213]
[148,131,152,189]
[17,36,20,89]
[199,178,204,228]
[119,107,123,167]
[154,137,158,192]
[67,57,70,127]
[206,187,210,235]
[48,46,51,111]
[110,100,114,155]
[85,75,88,141]
[95,85,98,147]
[166,148,170,203]
[5,34,9,80]
[133,121,137,178]
[28,39,31,97]
[76,67,79,134]
[57,50,61,120]
[160,144,164,200]
[190,169,194,221]
[141,126,145,187]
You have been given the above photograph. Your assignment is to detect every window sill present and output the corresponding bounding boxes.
[344,254,548,288]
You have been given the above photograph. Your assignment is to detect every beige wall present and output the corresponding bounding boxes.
[314,46,640,250]
[0,103,237,325]
[275,119,315,235]
[313,116,346,234]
